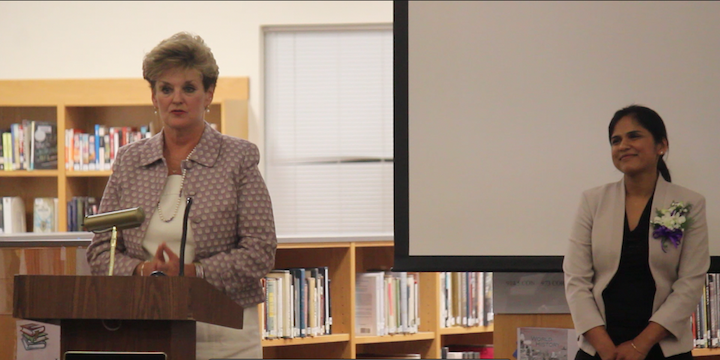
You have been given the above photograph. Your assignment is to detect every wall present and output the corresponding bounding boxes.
[0,1,393,163]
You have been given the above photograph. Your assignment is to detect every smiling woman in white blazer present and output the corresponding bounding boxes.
[564,105,710,360]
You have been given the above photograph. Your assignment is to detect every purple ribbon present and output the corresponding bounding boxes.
[653,226,683,252]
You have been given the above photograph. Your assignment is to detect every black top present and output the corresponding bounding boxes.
[602,195,656,344]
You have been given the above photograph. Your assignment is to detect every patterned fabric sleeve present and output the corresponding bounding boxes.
[86,145,144,276]
[198,141,277,307]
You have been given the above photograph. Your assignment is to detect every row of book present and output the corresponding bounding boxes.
[0,120,58,171]
[0,196,26,234]
[442,345,494,359]
[261,267,332,339]
[440,272,494,328]
[65,126,151,172]
[0,196,99,234]
[355,271,420,336]
[67,196,99,232]
[693,273,720,348]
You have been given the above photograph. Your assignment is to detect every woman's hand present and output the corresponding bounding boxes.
[154,242,181,276]
[144,242,196,277]
[597,346,619,360]
[584,326,618,360]
[615,341,646,360]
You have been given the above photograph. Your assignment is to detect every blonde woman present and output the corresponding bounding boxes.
[86,32,276,359]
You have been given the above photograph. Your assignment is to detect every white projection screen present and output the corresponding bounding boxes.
[393,1,720,272]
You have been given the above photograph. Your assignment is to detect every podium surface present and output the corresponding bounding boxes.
[13,275,244,360]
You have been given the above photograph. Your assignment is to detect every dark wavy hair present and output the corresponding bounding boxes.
[608,105,670,182]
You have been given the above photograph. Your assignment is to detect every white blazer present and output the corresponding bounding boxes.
[563,176,709,357]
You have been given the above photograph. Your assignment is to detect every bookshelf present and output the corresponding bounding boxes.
[0,240,493,360]
[263,241,493,359]
[0,78,248,231]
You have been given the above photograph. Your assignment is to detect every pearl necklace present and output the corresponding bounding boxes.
[157,145,198,223]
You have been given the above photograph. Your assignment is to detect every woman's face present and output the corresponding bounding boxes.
[152,67,214,131]
[610,116,667,177]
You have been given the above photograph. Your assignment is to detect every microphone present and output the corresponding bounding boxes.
[84,207,146,232]
[178,197,193,276]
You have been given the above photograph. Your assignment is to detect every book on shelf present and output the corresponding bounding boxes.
[266,270,293,338]
[1,196,26,234]
[517,327,577,360]
[440,272,492,329]
[355,270,420,337]
[356,272,386,336]
[694,273,720,348]
[65,125,151,172]
[30,121,58,170]
[262,267,331,340]
[2,132,12,171]
[442,344,494,359]
[33,197,58,233]
[66,196,98,232]
[0,120,58,171]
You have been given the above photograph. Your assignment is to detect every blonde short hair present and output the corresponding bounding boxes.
[142,32,219,91]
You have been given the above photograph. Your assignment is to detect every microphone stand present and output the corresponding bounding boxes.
[178,197,193,276]
[108,226,118,276]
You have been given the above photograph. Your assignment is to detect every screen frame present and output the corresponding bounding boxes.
[391,0,720,273]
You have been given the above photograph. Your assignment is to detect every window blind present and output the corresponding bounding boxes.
[264,27,393,238]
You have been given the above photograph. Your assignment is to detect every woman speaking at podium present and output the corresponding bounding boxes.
[564,105,709,360]
[86,32,277,359]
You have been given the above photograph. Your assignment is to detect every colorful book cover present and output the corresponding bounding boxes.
[517,327,578,360]
[33,197,56,233]
[31,121,58,170]
[17,320,59,360]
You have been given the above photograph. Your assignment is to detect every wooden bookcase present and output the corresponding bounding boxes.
[0,78,248,231]
[0,241,494,360]
[263,241,494,359]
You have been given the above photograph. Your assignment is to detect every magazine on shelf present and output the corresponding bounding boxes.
[517,327,578,360]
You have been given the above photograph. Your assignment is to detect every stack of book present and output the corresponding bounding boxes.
[1,120,57,171]
[67,196,98,232]
[355,271,420,336]
[262,267,332,339]
[693,273,720,348]
[19,323,48,350]
[442,345,493,359]
[65,125,151,172]
[440,272,493,328]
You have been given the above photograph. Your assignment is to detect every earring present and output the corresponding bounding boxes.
[154,108,158,115]
[205,107,210,113]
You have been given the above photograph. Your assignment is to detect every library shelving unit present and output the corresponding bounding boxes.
[263,240,493,359]
[0,78,248,230]
[0,239,493,360]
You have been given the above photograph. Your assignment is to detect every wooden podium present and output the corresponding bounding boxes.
[13,275,244,360]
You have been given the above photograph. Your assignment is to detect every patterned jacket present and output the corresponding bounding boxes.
[86,122,277,308]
